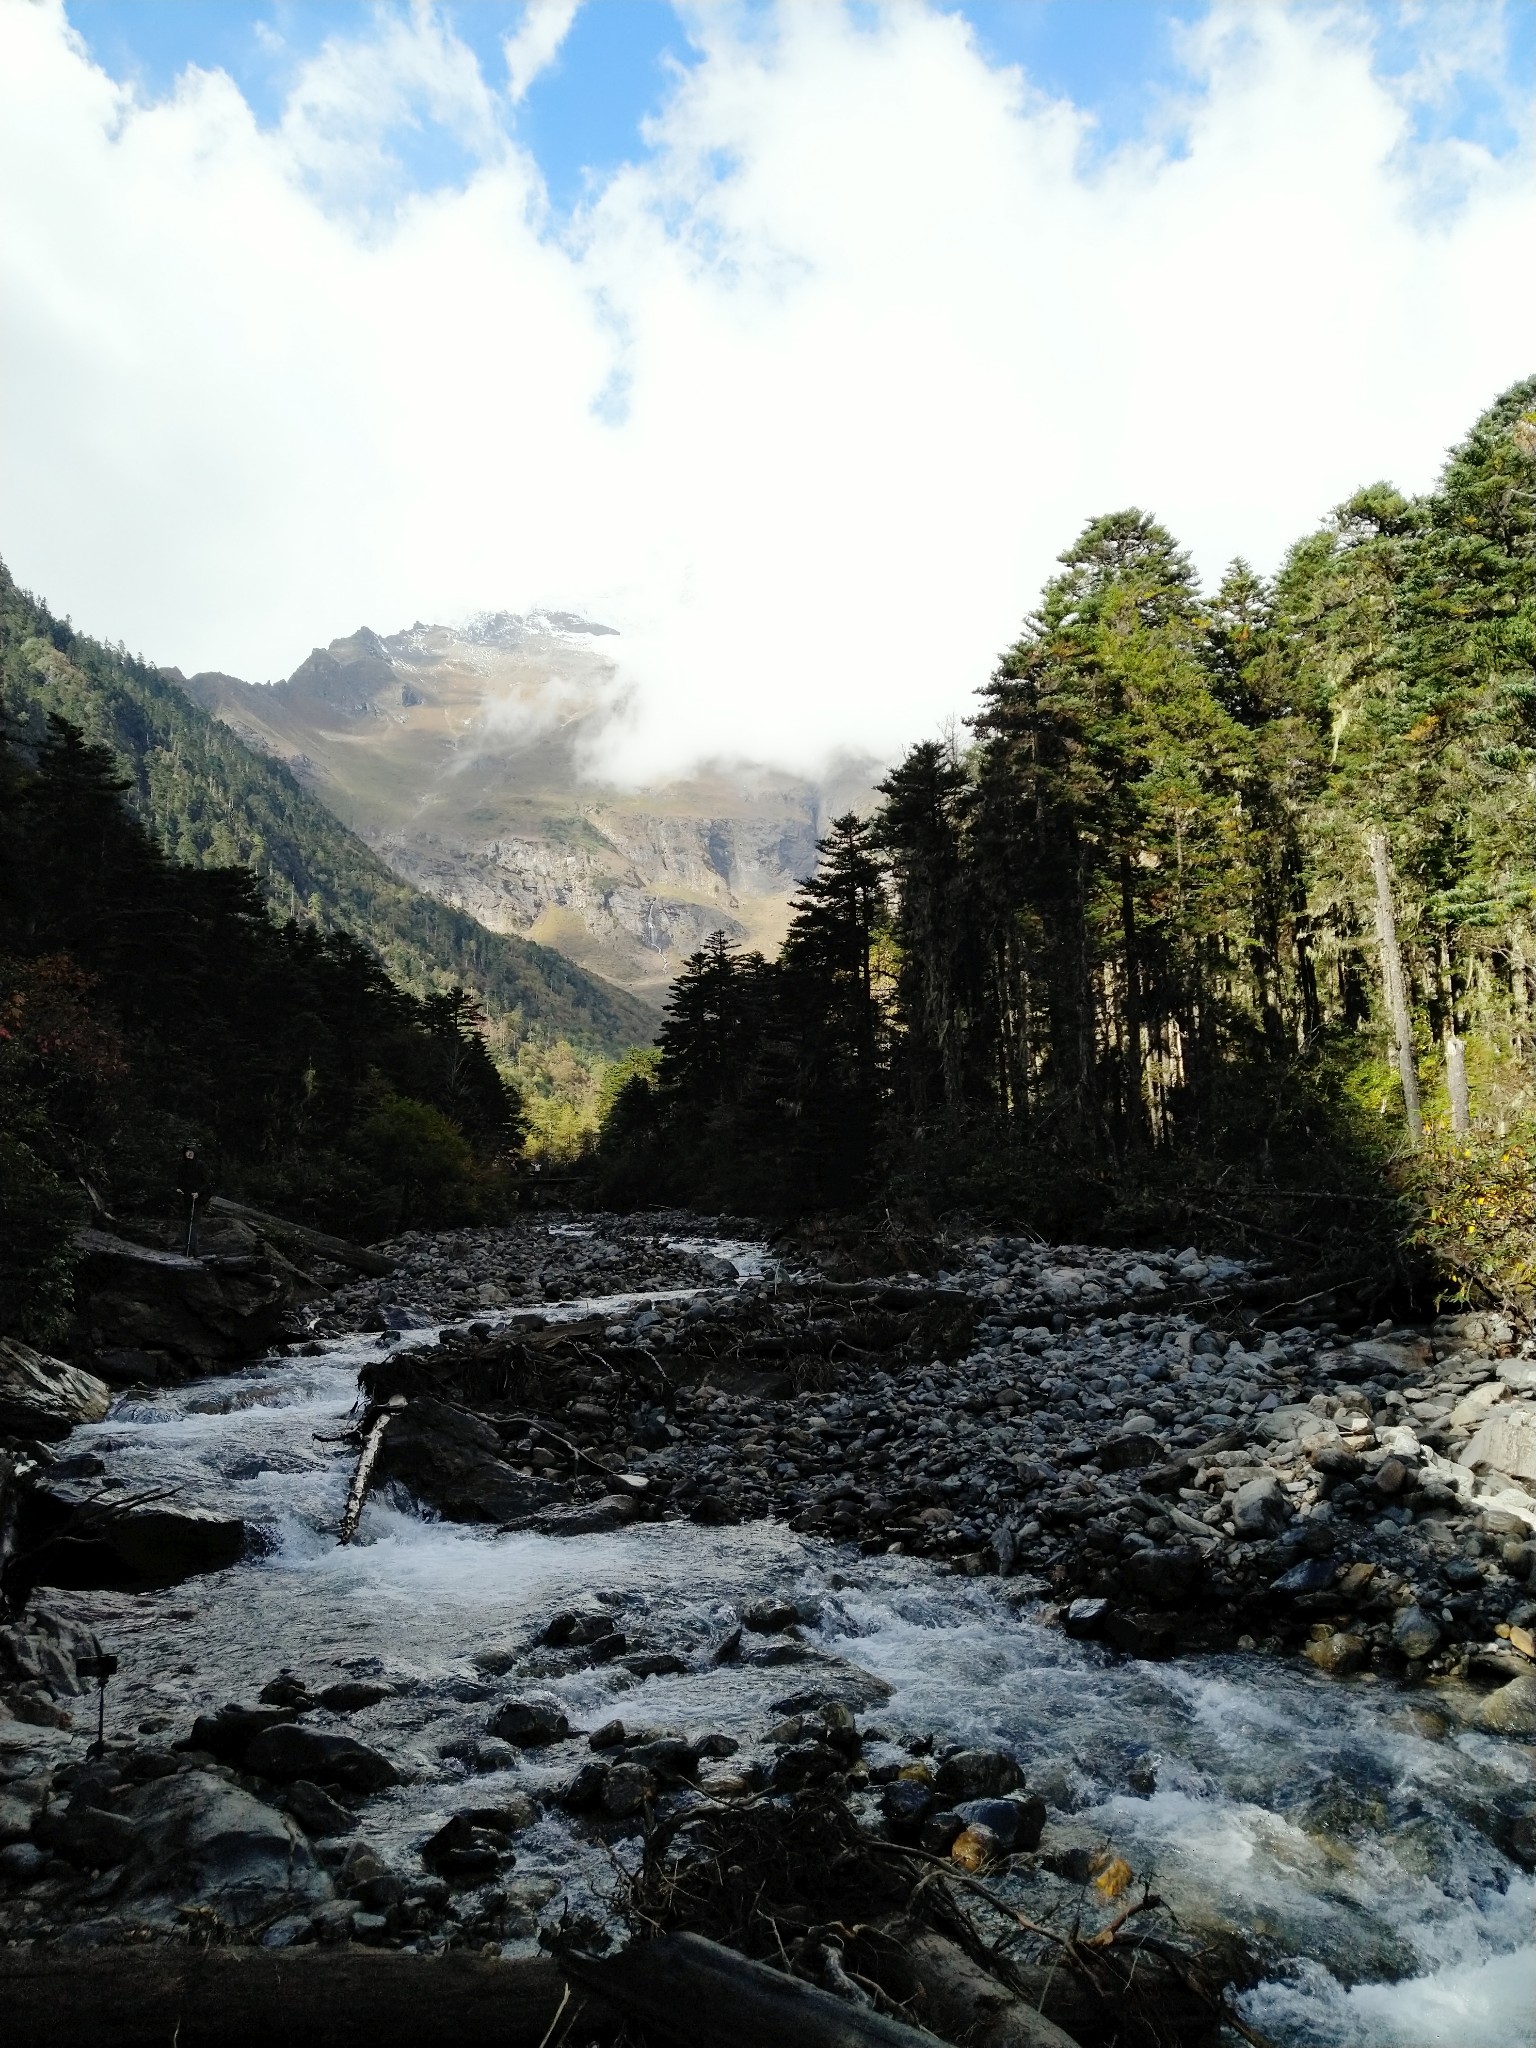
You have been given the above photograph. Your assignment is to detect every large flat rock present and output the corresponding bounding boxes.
[1459,1399,1536,1484]
[0,1339,110,1440]
[74,1229,294,1371]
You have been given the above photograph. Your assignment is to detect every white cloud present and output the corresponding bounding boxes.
[0,0,1531,777]
[503,0,582,105]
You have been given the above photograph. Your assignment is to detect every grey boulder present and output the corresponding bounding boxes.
[1460,1401,1536,1485]
[374,1398,557,1524]
[934,1749,1023,1801]
[1391,1604,1442,1661]
[113,1769,331,1927]
[1231,1473,1290,1538]
[0,1339,111,1440]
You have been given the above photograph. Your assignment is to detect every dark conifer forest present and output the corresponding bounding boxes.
[0,716,524,1338]
[598,378,1536,1306]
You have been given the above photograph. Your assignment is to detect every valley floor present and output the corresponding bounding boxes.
[2,1215,1533,2047]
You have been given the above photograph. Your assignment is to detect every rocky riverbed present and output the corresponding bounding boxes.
[323,1214,1536,1701]
[2,1214,1534,2046]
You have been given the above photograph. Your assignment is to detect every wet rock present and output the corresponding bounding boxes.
[1270,1557,1337,1596]
[182,1703,296,1764]
[259,1674,312,1707]
[260,1913,314,1948]
[375,1398,558,1524]
[743,1598,801,1634]
[21,1489,246,1592]
[318,1682,391,1713]
[421,1813,517,1878]
[0,1840,48,1884]
[694,1732,740,1760]
[1104,1608,1176,1659]
[486,1699,570,1746]
[1495,1801,1536,1870]
[920,1809,966,1856]
[624,1651,688,1678]
[954,1794,1046,1853]
[340,1845,406,1912]
[536,1495,640,1536]
[622,1736,699,1781]
[1063,1596,1108,1638]
[1391,1605,1442,1662]
[770,1741,848,1791]
[1120,1545,1203,1607]
[0,1783,46,1845]
[35,1797,139,1868]
[544,1610,620,1649]
[310,1899,357,1943]
[1303,1631,1367,1677]
[0,1339,111,1440]
[767,1663,895,1714]
[935,1749,1022,1801]
[243,1724,400,1795]
[560,1761,612,1812]
[276,1780,354,1837]
[602,1762,657,1818]
[1477,1673,1536,1734]
[113,1769,331,1927]
[950,1822,1002,1870]
[880,1780,937,1836]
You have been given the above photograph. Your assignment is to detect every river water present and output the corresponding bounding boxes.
[56,1257,1536,2048]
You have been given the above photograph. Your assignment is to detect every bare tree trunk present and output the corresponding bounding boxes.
[339,1408,395,1544]
[1367,828,1422,1149]
[1444,1031,1470,1135]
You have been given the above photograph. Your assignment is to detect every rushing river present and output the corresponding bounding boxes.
[55,1257,1536,2048]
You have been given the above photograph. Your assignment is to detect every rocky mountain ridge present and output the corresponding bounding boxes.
[182,616,880,1000]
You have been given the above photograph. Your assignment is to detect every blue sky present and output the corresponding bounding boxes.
[66,1,1533,213]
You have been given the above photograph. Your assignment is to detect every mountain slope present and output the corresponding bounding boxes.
[0,563,655,1056]
[186,614,881,1001]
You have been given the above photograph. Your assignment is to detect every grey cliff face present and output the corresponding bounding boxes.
[179,613,879,999]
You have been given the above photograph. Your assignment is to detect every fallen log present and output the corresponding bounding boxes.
[339,1404,397,1543]
[0,1948,605,2048]
[864,1927,1082,2048]
[563,1931,951,2048]
[208,1196,396,1277]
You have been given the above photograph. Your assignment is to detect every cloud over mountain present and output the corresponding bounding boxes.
[1,0,1531,775]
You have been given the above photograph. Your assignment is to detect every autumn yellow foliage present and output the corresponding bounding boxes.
[1401,1125,1536,1313]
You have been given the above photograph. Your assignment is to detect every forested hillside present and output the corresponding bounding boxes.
[599,378,1536,1303]
[0,714,529,1338]
[0,562,655,1058]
